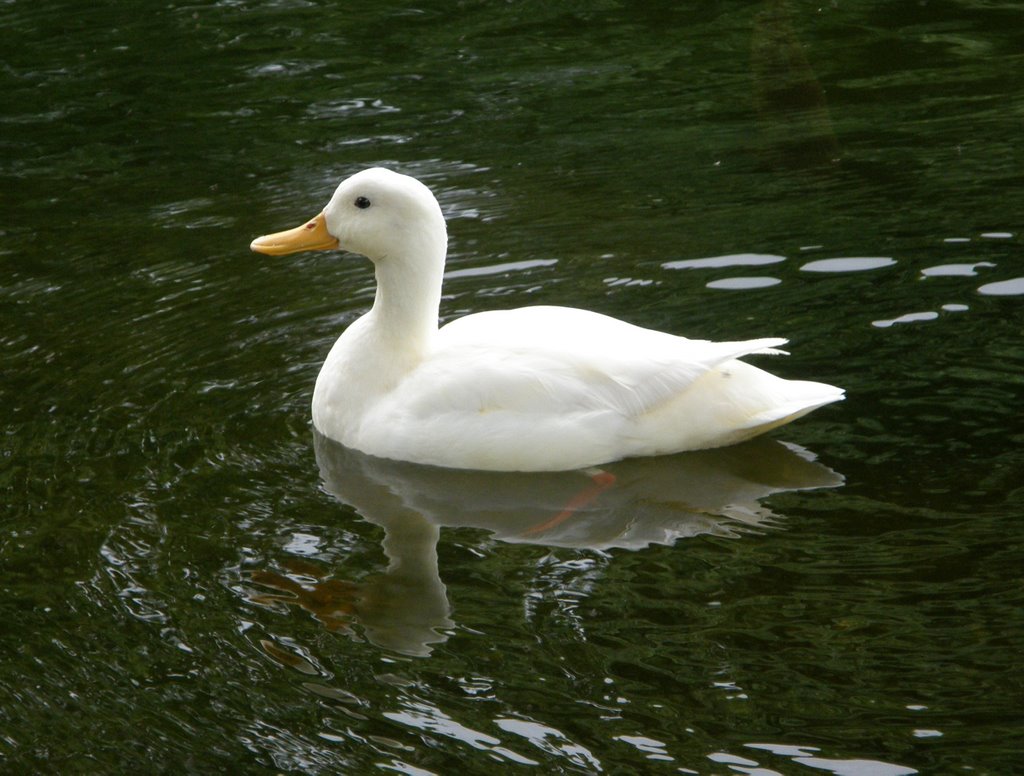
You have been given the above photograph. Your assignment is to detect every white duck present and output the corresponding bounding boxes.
[251,168,843,472]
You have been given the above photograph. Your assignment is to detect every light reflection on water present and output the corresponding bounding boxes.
[706,276,782,290]
[920,262,994,278]
[800,257,897,273]
[978,277,1024,296]
[662,253,787,270]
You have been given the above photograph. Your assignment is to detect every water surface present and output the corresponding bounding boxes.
[3,1,1023,773]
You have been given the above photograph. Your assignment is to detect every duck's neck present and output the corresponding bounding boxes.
[365,233,446,361]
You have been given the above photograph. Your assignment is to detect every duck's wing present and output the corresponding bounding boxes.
[416,306,788,419]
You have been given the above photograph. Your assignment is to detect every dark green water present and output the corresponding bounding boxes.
[3,0,1023,773]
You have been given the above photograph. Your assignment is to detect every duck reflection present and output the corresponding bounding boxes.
[254,434,842,657]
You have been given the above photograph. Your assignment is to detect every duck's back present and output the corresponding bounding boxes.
[340,306,842,471]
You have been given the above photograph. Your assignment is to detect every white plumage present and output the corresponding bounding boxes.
[251,168,843,471]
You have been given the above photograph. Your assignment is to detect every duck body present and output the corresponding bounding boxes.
[252,168,843,472]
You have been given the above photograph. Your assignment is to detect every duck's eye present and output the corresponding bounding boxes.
[354,196,371,210]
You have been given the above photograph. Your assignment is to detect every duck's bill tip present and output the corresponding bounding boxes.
[250,212,339,256]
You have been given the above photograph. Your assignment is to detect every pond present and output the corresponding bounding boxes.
[3,1,1023,773]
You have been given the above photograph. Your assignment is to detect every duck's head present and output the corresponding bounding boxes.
[250,167,447,264]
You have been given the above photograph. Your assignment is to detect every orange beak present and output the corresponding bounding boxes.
[250,211,339,256]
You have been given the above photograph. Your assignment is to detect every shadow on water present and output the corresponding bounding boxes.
[249,433,843,657]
